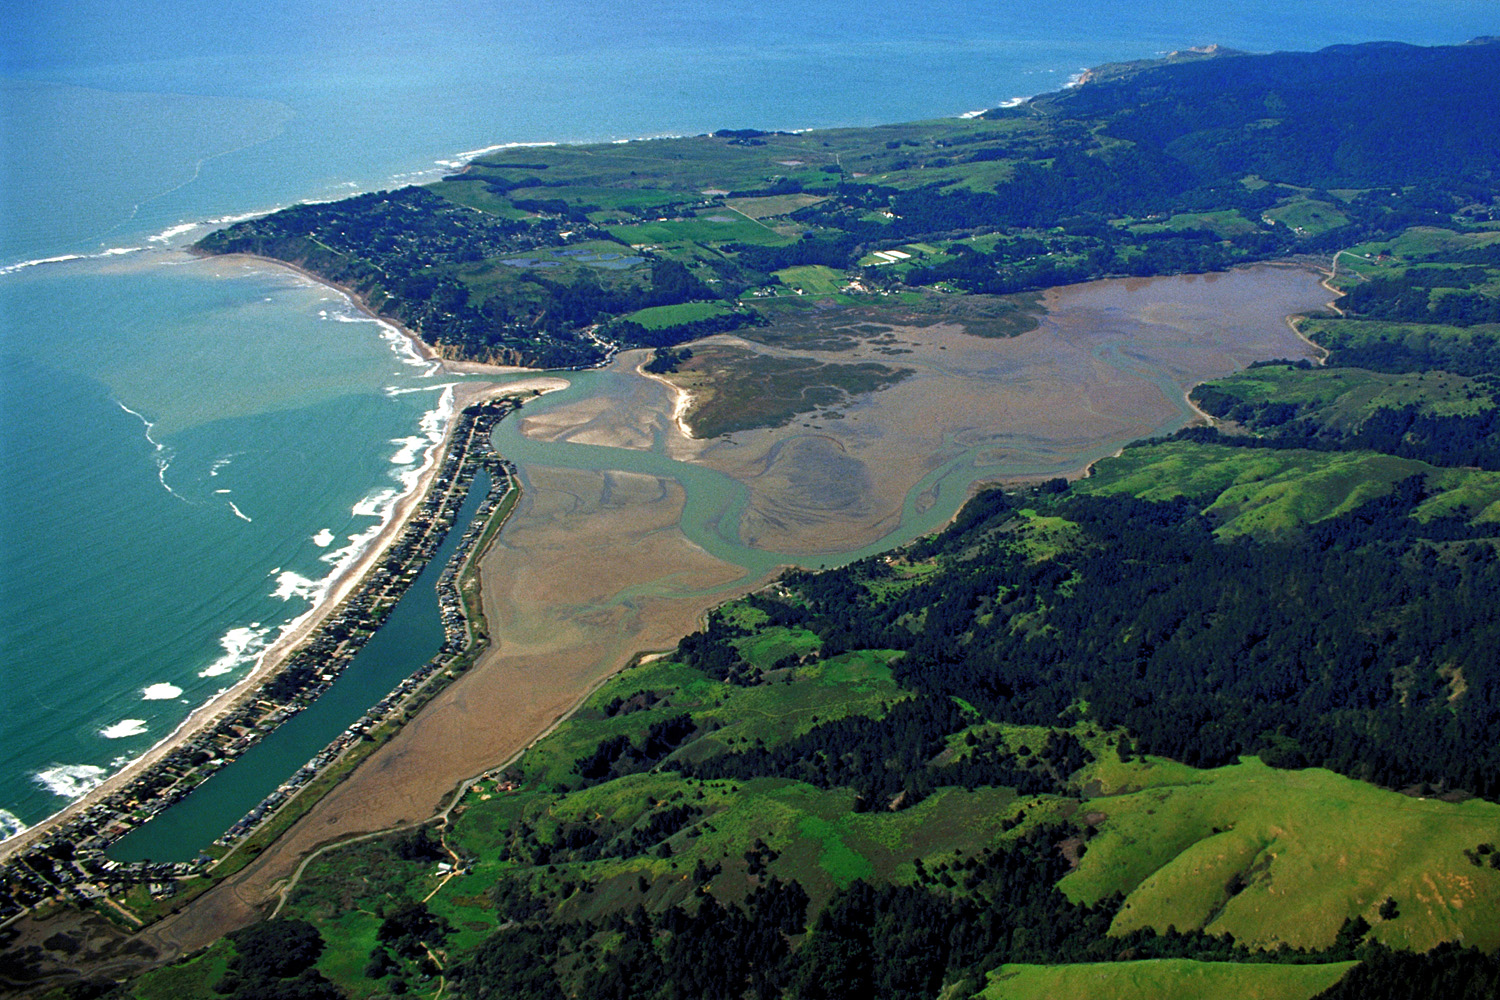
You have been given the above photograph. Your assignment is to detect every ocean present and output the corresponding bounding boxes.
[2,0,1493,841]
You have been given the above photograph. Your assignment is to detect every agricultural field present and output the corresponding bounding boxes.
[619,300,733,330]
[1263,199,1349,237]
[771,265,848,295]
[1124,209,1262,238]
[606,208,796,247]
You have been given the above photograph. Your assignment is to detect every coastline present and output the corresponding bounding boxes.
[1,386,454,862]
[633,360,698,440]
[0,258,564,864]
[191,249,527,379]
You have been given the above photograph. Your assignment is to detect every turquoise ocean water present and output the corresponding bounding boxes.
[2,1,1494,841]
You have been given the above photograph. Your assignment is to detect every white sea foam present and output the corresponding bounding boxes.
[312,528,334,547]
[0,808,28,840]
[320,306,375,324]
[459,140,557,160]
[215,488,231,494]
[198,625,273,677]
[99,719,148,739]
[147,222,201,244]
[1065,68,1089,88]
[0,253,87,274]
[999,96,1029,108]
[117,401,190,503]
[319,520,385,569]
[384,383,454,397]
[209,455,234,476]
[430,140,560,171]
[388,435,430,466]
[0,246,142,275]
[351,488,400,519]
[205,209,272,226]
[272,570,324,604]
[379,322,431,369]
[317,383,452,576]
[227,501,252,522]
[423,384,456,441]
[34,764,107,800]
[958,109,987,119]
[611,133,686,145]
[141,682,183,700]
[384,386,454,500]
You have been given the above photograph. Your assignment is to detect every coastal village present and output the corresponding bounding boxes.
[0,395,526,929]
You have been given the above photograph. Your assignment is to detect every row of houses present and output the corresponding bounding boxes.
[0,397,523,923]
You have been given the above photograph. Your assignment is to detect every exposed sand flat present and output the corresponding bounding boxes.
[543,265,1332,555]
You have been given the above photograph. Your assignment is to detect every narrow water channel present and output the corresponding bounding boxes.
[109,471,492,862]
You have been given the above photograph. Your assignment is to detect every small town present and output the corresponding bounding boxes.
[0,396,523,928]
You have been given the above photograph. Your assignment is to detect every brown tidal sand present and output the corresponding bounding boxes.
[597,264,1334,554]
[138,264,1328,956]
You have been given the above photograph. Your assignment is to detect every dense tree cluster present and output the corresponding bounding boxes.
[214,920,343,1000]
[1309,943,1500,1000]
[1344,270,1500,326]
[457,878,809,1000]
[752,481,1500,798]
[1184,372,1500,470]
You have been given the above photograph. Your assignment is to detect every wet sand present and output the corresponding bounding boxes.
[563,264,1333,554]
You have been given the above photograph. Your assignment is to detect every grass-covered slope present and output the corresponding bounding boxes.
[979,959,1357,1000]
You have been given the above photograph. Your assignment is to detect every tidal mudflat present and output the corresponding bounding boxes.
[662,264,1331,553]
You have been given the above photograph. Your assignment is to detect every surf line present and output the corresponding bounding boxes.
[0,392,528,918]
[116,401,191,503]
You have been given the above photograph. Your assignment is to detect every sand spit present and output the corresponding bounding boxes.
[635,357,698,440]
[0,246,566,865]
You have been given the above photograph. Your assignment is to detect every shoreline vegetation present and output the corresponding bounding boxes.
[5,37,1500,996]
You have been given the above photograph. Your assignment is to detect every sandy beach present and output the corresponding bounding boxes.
[635,359,699,440]
[0,258,565,864]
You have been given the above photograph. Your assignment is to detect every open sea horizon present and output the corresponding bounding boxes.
[2,0,1494,841]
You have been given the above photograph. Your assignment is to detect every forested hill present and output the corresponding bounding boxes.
[1030,40,1500,189]
[194,39,1500,368]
